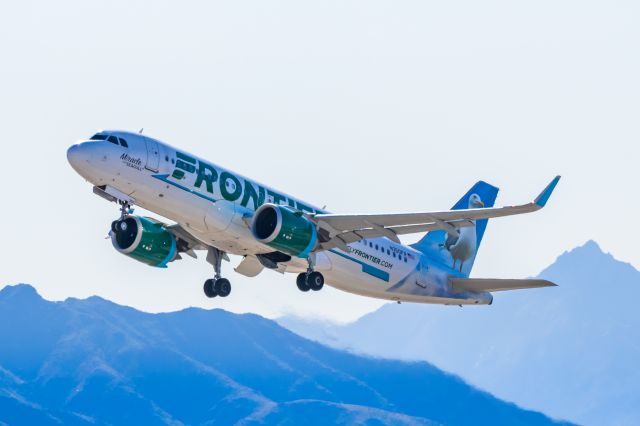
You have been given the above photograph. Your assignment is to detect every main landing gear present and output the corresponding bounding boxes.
[296,271,324,292]
[203,247,232,298]
[203,277,231,298]
[296,254,324,292]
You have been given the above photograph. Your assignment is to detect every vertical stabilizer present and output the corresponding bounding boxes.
[411,181,499,276]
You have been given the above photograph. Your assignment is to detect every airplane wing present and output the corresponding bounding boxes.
[165,223,208,259]
[166,223,206,250]
[158,222,231,263]
[449,278,557,293]
[312,176,560,251]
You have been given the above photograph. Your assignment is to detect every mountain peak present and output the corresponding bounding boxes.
[576,239,601,251]
[64,294,114,306]
[549,240,607,262]
[544,240,612,270]
[536,240,638,292]
[0,284,42,303]
[566,240,606,257]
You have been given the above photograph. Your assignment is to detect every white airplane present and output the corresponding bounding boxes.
[67,130,560,305]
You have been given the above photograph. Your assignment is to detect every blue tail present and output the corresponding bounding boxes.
[411,181,499,277]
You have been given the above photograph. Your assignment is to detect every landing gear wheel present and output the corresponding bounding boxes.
[306,272,324,291]
[296,273,310,292]
[204,279,217,298]
[214,278,231,297]
[203,248,231,298]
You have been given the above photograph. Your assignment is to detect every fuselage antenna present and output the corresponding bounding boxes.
[139,128,144,134]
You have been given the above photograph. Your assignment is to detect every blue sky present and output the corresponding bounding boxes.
[0,0,638,321]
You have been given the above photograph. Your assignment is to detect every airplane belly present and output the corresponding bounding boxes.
[323,249,392,295]
[323,247,453,303]
[204,200,235,232]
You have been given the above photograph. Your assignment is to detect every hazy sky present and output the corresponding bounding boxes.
[0,1,638,322]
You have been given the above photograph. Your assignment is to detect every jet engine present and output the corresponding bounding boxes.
[110,216,177,268]
[251,203,317,258]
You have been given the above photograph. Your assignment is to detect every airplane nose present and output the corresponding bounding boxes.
[67,143,92,170]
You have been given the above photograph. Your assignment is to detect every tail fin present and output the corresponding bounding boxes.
[411,181,499,277]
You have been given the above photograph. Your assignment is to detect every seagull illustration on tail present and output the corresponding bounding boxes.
[442,193,484,272]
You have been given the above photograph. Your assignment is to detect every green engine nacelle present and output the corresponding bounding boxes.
[110,216,177,268]
[251,203,317,258]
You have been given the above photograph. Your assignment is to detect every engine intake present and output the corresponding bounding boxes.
[110,216,177,268]
[251,204,317,258]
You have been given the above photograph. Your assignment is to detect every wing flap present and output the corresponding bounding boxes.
[320,220,475,247]
[450,278,557,293]
[234,255,264,277]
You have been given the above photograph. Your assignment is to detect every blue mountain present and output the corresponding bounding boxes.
[0,284,568,425]
[280,241,640,426]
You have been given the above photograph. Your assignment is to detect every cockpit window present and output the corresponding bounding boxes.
[90,133,128,147]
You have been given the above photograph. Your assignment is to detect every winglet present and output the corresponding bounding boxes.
[534,175,561,208]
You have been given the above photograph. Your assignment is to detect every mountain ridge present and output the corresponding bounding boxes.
[0,283,568,425]
[279,240,640,426]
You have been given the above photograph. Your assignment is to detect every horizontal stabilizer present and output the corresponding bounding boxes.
[450,278,557,293]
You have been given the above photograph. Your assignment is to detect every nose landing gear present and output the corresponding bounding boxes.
[203,247,232,298]
[109,200,135,235]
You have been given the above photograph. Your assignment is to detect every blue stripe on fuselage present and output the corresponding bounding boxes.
[329,249,390,282]
[152,174,217,203]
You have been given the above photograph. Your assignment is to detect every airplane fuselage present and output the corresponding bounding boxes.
[67,130,493,305]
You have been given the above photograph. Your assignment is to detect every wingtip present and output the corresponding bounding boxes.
[534,279,558,288]
[534,175,561,208]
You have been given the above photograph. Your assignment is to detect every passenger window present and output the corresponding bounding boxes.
[369,242,372,248]
[119,138,129,147]
[375,244,379,250]
[107,135,119,145]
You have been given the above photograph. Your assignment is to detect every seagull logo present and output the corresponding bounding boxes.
[441,193,484,272]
